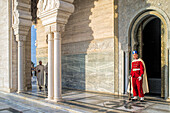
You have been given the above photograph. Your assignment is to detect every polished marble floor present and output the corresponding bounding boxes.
[0,77,169,113]
[0,93,68,113]
[29,86,170,113]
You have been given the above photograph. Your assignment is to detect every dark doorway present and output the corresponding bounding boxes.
[142,18,161,95]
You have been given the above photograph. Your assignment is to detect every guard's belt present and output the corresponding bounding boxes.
[133,68,140,71]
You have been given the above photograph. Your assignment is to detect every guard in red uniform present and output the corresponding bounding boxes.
[130,51,144,101]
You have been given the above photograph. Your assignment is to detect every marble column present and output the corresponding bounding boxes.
[125,51,130,93]
[169,50,170,99]
[17,38,24,93]
[54,31,62,101]
[48,33,54,100]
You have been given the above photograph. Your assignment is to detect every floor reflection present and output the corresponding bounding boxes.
[28,76,170,113]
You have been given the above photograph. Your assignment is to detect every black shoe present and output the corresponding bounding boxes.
[140,100,145,102]
[132,99,138,101]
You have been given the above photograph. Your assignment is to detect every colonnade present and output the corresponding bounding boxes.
[13,0,74,101]
[47,31,62,101]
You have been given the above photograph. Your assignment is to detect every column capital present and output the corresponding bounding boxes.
[125,50,131,53]
[16,34,26,42]
[54,31,62,40]
[47,32,54,41]
[167,41,170,49]
[52,24,65,33]
[45,25,51,34]
[122,43,131,52]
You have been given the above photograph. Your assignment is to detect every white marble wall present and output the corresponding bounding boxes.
[62,0,116,94]
[0,0,10,92]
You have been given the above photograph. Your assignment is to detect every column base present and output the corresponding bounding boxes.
[166,98,170,102]
[45,97,63,102]
[54,97,63,102]
[45,97,54,101]
[17,90,24,93]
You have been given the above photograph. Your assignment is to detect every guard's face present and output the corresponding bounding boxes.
[39,61,42,65]
[133,54,138,59]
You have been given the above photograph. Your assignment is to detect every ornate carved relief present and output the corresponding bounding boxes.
[37,0,74,31]
[12,0,32,37]
[37,0,58,16]
[12,0,19,25]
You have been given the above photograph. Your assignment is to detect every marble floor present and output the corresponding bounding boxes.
[26,85,170,113]
[0,77,169,113]
[0,92,68,113]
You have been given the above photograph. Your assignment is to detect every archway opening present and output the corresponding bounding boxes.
[142,18,161,96]
[128,10,169,98]
[130,14,165,97]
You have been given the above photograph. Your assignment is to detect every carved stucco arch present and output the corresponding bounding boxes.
[127,8,170,98]
[127,7,170,50]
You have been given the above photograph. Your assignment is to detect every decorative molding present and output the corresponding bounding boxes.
[12,0,32,41]
[51,23,65,33]
[15,34,26,42]
[37,0,74,17]
[37,0,58,13]
[37,0,75,33]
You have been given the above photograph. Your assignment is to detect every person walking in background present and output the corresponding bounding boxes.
[35,61,45,91]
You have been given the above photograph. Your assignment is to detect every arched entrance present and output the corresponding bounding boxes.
[129,10,169,98]
[143,18,161,95]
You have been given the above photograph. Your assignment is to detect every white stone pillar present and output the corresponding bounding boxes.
[16,35,25,93]
[48,33,54,100]
[37,0,75,101]
[18,41,24,92]
[12,0,32,93]
[169,50,170,99]
[125,51,130,93]
[54,31,62,101]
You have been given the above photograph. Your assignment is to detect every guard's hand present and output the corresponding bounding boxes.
[128,75,131,79]
[138,76,142,81]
